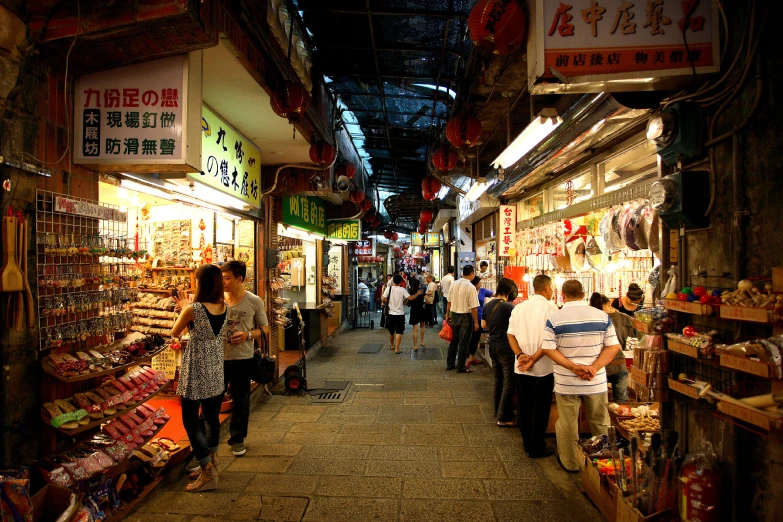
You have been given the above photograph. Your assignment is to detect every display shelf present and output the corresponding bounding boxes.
[41,348,167,383]
[43,381,168,436]
[718,305,774,324]
[718,353,780,379]
[663,299,714,316]
[716,400,783,431]
[666,338,707,359]
[149,267,193,271]
[667,378,700,399]
[136,288,174,294]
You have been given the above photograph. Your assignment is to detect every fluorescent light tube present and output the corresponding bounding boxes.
[464,177,490,201]
[119,179,173,200]
[437,185,451,199]
[491,108,562,170]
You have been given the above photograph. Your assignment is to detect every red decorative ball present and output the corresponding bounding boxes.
[360,198,373,211]
[446,113,482,148]
[270,81,309,119]
[336,162,356,179]
[432,148,458,172]
[364,210,376,222]
[422,191,437,201]
[309,141,336,166]
[468,0,528,55]
[350,189,366,204]
[420,210,434,223]
[421,176,443,195]
[391,232,399,241]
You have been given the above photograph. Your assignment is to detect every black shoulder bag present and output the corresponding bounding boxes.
[250,328,276,384]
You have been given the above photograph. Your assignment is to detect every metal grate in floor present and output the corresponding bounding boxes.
[311,390,348,403]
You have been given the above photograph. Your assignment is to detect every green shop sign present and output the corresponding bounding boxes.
[283,195,327,236]
[326,219,362,241]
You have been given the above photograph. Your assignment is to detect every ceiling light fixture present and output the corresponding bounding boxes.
[464,177,492,201]
[437,185,451,199]
[119,179,173,201]
[491,108,563,170]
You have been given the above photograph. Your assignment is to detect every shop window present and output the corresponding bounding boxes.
[520,193,544,221]
[603,140,657,191]
[552,170,591,210]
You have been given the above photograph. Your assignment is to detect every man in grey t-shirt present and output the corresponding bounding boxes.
[221,261,270,456]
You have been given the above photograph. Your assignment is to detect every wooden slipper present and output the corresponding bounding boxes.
[152,437,180,452]
[84,390,116,415]
[42,402,80,430]
[73,392,104,420]
[54,399,90,426]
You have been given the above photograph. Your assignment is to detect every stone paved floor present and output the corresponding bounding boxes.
[127,316,603,522]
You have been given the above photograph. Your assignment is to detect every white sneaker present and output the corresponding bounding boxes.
[232,442,247,456]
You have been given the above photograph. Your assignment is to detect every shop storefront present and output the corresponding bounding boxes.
[473,212,498,292]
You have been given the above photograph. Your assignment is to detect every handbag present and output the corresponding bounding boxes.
[439,319,453,342]
[250,331,276,384]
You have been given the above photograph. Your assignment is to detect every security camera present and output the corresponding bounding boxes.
[336,175,351,192]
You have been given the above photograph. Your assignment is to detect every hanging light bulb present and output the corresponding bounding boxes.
[522,273,531,283]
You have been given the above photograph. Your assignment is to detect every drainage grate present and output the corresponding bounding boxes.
[311,390,348,403]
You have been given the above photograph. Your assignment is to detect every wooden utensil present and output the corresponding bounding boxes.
[0,215,24,292]
[12,214,23,330]
[18,215,35,327]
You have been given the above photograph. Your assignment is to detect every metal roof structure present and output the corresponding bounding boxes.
[297,0,474,226]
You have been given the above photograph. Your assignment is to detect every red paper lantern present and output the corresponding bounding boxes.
[384,231,393,240]
[418,223,428,234]
[360,198,373,211]
[350,189,366,204]
[421,176,442,196]
[392,232,399,241]
[270,81,309,119]
[372,216,382,228]
[468,0,528,55]
[446,113,482,148]
[420,210,434,223]
[309,141,336,166]
[364,210,376,222]
[422,191,437,201]
[432,148,458,172]
[336,162,356,179]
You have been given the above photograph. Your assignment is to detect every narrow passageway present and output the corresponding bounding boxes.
[128,321,603,522]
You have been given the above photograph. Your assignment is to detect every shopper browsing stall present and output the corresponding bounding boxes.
[440,266,455,318]
[445,265,480,372]
[170,264,227,493]
[468,276,494,367]
[542,280,621,473]
[611,283,644,317]
[424,274,438,327]
[590,293,635,402]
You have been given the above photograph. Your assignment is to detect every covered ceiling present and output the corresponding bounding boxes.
[297,0,475,226]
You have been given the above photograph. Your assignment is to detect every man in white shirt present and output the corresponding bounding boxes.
[507,275,558,459]
[424,274,438,327]
[382,274,421,354]
[357,278,370,311]
[445,265,480,372]
[542,280,621,473]
[440,266,455,321]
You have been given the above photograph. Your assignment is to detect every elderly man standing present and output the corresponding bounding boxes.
[542,280,621,473]
[507,275,558,458]
[445,265,480,373]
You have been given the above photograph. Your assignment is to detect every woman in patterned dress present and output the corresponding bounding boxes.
[171,264,227,492]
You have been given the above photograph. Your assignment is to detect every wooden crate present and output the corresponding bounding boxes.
[668,378,699,399]
[581,459,618,522]
[717,400,783,430]
[666,339,703,359]
[718,353,778,379]
[718,305,772,324]
[615,494,677,522]
[663,299,713,315]
[632,319,654,334]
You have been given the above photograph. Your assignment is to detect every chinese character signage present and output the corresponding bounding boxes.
[193,105,261,208]
[353,240,373,256]
[54,196,127,222]
[411,233,440,247]
[282,196,327,236]
[74,53,202,172]
[326,219,362,241]
[528,0,718,93]
[499,205,516,257]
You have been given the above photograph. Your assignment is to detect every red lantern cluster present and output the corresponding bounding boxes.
[349,189,366,204]
[392,232,399,241]
[468,0,528,55]
[361,198,373,211]
[336,162,356,179]
[384,230,394,240]
[432,148,458,172]
[446,113,483,149]
[270,81,309,119]
[309,141,336,166]
[358,255,384,263]
[421,176,442,201]
[420,210,434,223]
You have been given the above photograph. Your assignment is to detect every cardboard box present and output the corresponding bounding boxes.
[31,484,78,522]
[581,459,618,522]
[719,353,777,378]
[718,305,771,324]
[615,493,676,522]
[666,339,703,359]
[663,299,713,316]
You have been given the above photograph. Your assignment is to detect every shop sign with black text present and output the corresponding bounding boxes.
[194,105,262,209]
[74,53,202,172]
[326,219,362,241]
[527,0,719,93]
[283,195,327,236]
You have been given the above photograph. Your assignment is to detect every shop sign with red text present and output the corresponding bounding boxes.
[528,0,719,93]
[499,205,516,257]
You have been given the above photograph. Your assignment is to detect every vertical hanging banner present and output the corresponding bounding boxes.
[528,0,719,93]
[74,53,202,172]
[499,205,516,257]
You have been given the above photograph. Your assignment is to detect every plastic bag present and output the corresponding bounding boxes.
[439,320,453,342]
[679,441,722,522]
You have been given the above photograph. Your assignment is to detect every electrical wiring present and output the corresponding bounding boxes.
[23,0,81,167]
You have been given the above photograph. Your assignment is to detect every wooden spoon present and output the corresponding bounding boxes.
[19,216,34,327]
[0,215,23,292]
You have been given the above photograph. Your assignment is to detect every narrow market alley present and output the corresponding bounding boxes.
[126,322,602,522]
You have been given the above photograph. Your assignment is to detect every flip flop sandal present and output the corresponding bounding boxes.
[85,390,117,415]
[59,354,90,374]
[93,387,123,410]
[54,399,90,426]
[75,352,100,372]
[73,393,104,420]
[106,385,137,406]
[139,404,169,424]
[103,441,131,463]
[102,424,137,449]
[47,353,82,377]
[152,437,181,452]
[42,402,80,430]
[109,420,144,445]
[88,350,113,369]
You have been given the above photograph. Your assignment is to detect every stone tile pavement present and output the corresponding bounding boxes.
[126,318,603,522]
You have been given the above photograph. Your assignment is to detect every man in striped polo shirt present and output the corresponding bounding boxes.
[542,280,621,472]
